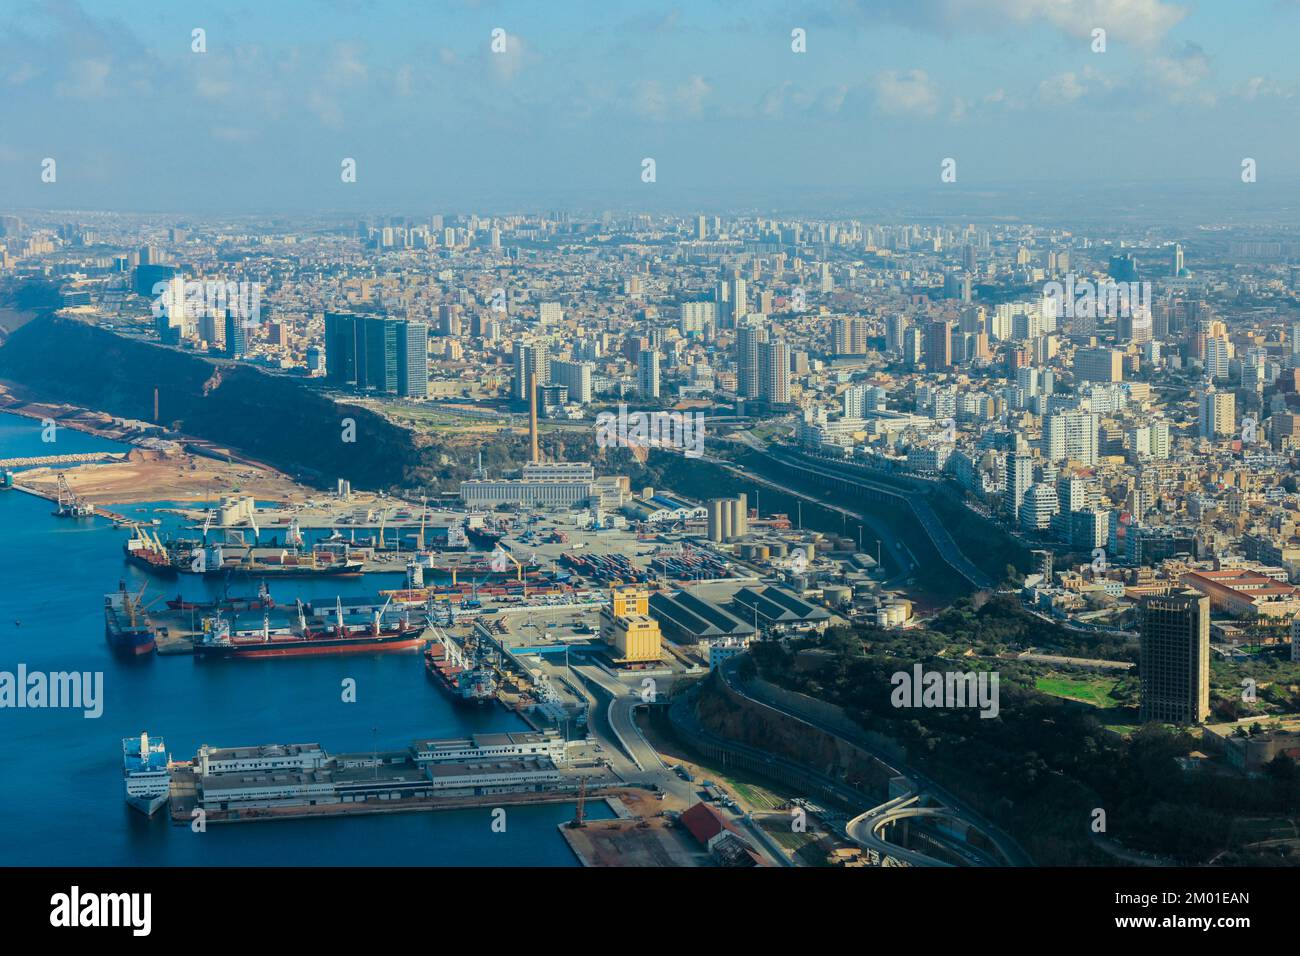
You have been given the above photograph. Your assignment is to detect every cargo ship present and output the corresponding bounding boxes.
[123,732,170,816]
[424,632,498,705]
[105,583,157,656]
[465,524,506,549]
[123,526,179,577]
[178,543,364,578]
[193,596,426,659]
[166,581,275,612]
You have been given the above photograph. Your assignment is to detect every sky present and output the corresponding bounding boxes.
[2,0,1300,216]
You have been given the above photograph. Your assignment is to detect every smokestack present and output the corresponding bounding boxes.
[529,371,539,464]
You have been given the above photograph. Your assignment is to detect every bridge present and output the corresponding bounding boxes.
[845,792,1015,867]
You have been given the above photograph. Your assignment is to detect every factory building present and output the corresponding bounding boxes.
[599,586,663,665]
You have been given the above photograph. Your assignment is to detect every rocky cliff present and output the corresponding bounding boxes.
[0,313,424,489]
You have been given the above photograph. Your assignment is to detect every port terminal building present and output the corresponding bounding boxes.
[191,732,570,812]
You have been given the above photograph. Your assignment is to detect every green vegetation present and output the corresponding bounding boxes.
[745,597,1300,865]
[1035,675,1126,709]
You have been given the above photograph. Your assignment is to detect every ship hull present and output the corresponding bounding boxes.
[105,625,156,656]
[194,565,363,579]
[195,631,424,659]
[126,793,169,816]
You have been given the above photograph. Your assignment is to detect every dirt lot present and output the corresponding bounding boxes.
[19,448,309,505]
[561,815,708,867]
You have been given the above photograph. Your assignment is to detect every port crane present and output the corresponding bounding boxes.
[569,776,588,829]
[53,472,93,517]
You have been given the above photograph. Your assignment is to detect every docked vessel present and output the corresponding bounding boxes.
[104,583,157,656]
[465,525,505,549]
[123,526,178,577]
[166,581,275,612]
[123,732,171,816]
[179,544,364,578]
[193,595,426,659]
[424,632,498,705]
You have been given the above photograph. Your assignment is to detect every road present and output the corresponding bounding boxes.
[716,657,1033,866]
[717,432,993,589]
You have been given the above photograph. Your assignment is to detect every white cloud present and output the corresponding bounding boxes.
[872,69,940,116]
[862,0,1187,49]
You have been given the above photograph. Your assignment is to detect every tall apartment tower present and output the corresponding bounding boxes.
[512,340,549,401]
[1138,591,1210,724]
[734,322,768,399]
[925,319,954,370]
[832,317,869,355]
[759,340,791,405]
[1198,384,1234,439]
[636,349,661,399]
[397,320,429,398]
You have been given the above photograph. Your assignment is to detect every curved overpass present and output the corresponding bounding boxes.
[846,793,1012,867]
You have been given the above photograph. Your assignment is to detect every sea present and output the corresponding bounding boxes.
[0,412,608,865]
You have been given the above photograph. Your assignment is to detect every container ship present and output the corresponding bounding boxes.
[105,583,157,656]
[123,732,171,815]
[193,596,426,659]
[424,632,498,705]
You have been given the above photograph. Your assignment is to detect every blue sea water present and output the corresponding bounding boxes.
[0,413,606,865]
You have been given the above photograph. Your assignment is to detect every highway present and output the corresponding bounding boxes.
[718,432,993,589]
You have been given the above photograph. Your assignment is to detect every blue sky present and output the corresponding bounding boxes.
[2,0,1300,214]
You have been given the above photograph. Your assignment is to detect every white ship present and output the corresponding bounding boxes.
[122,732,171,816]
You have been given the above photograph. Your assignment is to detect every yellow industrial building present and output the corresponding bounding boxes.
[599,586,663,665]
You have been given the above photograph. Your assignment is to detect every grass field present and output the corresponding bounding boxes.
[1036,675,1122,709]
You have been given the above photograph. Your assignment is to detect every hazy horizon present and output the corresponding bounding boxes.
[4,0,1300,219]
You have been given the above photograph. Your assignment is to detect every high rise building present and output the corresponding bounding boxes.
[734,322,768,399]
[551,359,593,405]
[925,320,954,370]
[397,321,429,398]
[513,340,550,401]
[223,311,247,359]
[1198,384,1234,439]
[1004,454,1034,519]
[759,340,790,405]
[1138,591,1210,724]
[1044,410,1099,465]
[831,317,869,356]
[324,312,359,385]
[360,316,400,393]
[636,349,661,399]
